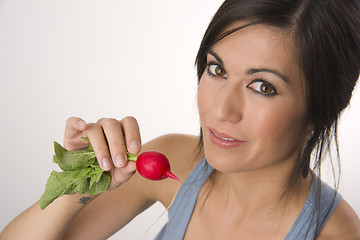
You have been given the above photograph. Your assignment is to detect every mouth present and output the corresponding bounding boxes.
[208,127,245,148]
[213,132,237,141]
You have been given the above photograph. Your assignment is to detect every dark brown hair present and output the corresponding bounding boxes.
[195,0,360,237]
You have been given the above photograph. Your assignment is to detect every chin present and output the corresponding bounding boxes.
[204,149,246,173]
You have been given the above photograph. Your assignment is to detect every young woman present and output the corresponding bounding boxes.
[1,0,360,239]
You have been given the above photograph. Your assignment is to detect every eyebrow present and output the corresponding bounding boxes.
[207,49,289,83]
[248,68,289,83]
[207,49,224,66]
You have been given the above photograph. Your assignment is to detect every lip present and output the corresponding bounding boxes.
[208,127,245,148]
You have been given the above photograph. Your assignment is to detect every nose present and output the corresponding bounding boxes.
[210,81,243,123]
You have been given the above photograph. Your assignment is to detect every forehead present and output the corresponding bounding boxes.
[211,21,302,82]
[214,21,295,60]
[217,21,291,45]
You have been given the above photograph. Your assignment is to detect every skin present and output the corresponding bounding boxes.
[1,23,360,240]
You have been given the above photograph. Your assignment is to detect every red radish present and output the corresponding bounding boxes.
[135,151,179,181]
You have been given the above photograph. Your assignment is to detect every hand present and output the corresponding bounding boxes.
[63,116,141,190]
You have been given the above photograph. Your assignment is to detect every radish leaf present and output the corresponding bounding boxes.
[39,140,111,210]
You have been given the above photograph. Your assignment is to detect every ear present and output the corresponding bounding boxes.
[306,122,314,136]
[300,120,314,144]
[304,122,314,141]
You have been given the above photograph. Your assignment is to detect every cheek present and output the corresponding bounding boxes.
[197,78,212,119]
[252,99,307,150]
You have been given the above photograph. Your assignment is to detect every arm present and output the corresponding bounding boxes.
[1,193,99,240]
[0,117,149,240]
[1,118,199,240]
[1,171,156,240]
[64,133,203,239]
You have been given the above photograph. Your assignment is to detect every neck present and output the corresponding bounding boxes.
[207,160,312,223]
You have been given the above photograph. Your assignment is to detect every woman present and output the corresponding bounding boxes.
[1,0,360,239]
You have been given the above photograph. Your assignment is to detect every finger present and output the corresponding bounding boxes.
[64,117,88,139]
[64,117,89,150]
[120,116,141,154]
[101,118,128,168]
[64,138,90,151]
[83,123,113,171]
[109,161,137,189]
[96,118,106,124]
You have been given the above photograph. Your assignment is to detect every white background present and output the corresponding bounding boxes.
[0,1,359,239]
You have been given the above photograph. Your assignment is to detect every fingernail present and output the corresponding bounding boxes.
[129,141,140,152]
[115,155,126,168]
[79,120,87,126]
[102,158,111,170]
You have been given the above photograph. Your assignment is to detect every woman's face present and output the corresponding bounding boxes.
[198,22,310,174]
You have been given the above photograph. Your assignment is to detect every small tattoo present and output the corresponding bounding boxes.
[79,196,92,205]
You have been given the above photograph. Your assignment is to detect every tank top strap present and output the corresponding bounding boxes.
[284,174,342,239]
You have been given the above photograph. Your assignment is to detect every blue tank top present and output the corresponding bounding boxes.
[155,158,342,240]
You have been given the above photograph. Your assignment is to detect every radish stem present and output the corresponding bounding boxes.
[127,152,138,162]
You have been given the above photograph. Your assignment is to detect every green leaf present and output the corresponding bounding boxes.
[80,137,94,152]
[66,178,89,195]
[41,138,136,209]
[59,151,96,170]
[39,171,77,209]
[54,142,67,161]
[86,173,111,195]
[53,141,96,171]
[90,163,102,171]
[89,171,103,189]
[70,167,92,179]
[53,154,60,165]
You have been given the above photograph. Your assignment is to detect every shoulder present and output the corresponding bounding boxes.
[143,133,200,152]
[317,199,360,240]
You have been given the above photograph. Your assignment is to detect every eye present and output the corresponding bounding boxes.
[247,80,278,96]
[207,63,227,78]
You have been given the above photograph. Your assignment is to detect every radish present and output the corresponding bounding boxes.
[129,151,180,181]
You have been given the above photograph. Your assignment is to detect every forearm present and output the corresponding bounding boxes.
[0,193,98,240]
